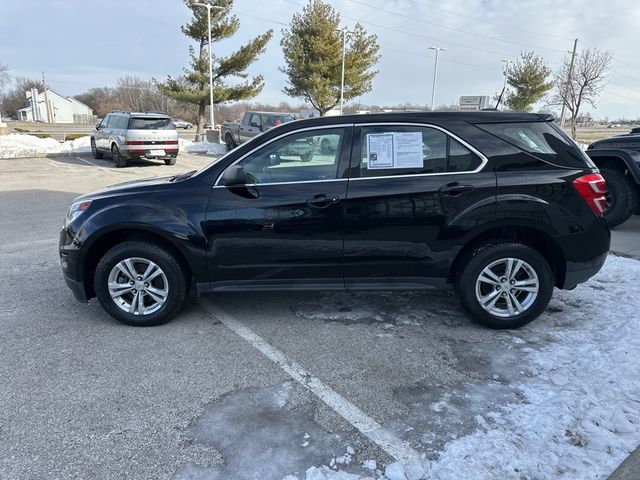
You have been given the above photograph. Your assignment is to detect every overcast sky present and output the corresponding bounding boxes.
[2,0,640,119]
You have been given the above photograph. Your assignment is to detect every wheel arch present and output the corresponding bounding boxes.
[83,227,194,299]
[449,225,566,288]
[587,150,640,184]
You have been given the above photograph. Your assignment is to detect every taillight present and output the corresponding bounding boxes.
[163,140,179,145]
[573,173,608,217]
[126,140,144,145]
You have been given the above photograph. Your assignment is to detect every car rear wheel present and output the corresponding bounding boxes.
[91,139,103,159]
[300,152,313,162]
[94,241,187,326]
[164,157,177,166]
[111,144,128,168]
[455,242,553,329]
[225,134,236,152]
[601,168,637,228]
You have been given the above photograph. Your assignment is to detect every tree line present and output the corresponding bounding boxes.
[0,0,615,139]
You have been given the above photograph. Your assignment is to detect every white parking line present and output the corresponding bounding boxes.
[74,156,112,173]
[198,298,422,464]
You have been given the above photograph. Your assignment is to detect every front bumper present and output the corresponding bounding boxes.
[59,228,89,303]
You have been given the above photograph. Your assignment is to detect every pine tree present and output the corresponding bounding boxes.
[504,51,553,112]
[158,0,272,139]
[280,0,380,116]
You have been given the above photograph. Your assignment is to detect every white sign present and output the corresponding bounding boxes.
[367,133,394,168]
[366,132,423,169]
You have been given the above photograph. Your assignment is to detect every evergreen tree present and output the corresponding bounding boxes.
[504,51,553,112]
[280,0,379,116]
[159,0,272,139]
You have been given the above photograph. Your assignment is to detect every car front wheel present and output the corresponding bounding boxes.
[601,168,638,228]
[94,241,187,326]
[91,139,103,159]
[455,242,553,329]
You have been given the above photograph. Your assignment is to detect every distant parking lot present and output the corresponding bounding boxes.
[1,154,639,480]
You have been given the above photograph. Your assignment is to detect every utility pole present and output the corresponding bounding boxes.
[429,47,446,111]
[337,27,355,115]
[559,38,578,129]
[194,2,226,135]
[494,59,511,109]
[42,71,53,123]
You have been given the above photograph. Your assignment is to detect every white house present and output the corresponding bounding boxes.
[17,88,95,124]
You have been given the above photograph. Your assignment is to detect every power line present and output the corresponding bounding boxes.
[283,0,516,58]
[399,0,573,41]
[344,0,567,53]
[606,90,640,104]
[380,46,498,71]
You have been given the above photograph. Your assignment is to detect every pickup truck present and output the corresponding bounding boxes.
[587,131,640,227]
[221,111,295,151]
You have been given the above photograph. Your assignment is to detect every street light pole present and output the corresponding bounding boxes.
[429,47,446,111]
[194,2,226,133]
[337,27,355,115]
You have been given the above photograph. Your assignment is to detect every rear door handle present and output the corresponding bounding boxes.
[439,183,474,196]
[306,194,340,208]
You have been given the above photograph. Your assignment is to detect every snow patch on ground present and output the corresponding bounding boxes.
[0,133,91,158]
[179,137,226,155]
[0,133,226,158]
[284,255,640,480]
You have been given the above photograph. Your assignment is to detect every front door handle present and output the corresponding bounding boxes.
[306,194,340,208]
[439,183,474,196]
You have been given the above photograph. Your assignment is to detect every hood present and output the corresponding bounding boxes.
[74,175,177,202]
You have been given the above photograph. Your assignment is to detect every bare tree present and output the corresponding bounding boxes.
[549,47,612,138]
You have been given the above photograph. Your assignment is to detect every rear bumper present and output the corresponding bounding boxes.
[561,250,609,289]
[122,147,179,159]
[559,218,611,289]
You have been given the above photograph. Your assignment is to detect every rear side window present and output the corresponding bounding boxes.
[127,117,175,130]
[476,121,591,169]
[357,125,482,177]
[264,114,294,128]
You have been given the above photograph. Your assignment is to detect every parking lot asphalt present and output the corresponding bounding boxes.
[1,155,639,480]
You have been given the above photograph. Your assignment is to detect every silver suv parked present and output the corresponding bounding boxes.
[90,112,180,168]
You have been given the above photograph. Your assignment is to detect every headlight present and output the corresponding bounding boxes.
[66,200,92,223]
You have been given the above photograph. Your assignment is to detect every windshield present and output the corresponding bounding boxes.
[128,117,175,130]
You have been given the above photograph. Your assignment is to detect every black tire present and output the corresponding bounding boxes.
[186,125,192,130]
[320,138,331,154]
[225,134,236,152]
[111,144,128,168]
[164,157,177,166]
[91,139,103,159]
[300,152,313,162]
[454,242,554,329]
[94,241,187,327]
[601,168,638,228]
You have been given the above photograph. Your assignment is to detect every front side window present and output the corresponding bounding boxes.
[239,128,344,185]
[100,116,110,128]
[357,125,481,177]
[250,114,262,129]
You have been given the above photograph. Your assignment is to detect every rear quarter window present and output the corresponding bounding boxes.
[476,121,591,169]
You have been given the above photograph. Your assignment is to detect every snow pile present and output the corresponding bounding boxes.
[283,255,640,480]
[0,133,91,158]
[179,137,226,155]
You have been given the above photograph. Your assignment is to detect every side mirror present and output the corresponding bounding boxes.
[221,165,247,186]
[95,123,102,130]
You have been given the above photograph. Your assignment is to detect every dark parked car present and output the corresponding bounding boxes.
[60,112,610,329]
[587,134,640,227]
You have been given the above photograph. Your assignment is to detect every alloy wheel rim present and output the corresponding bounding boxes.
[474,257,539,318]
[107,257,169,316]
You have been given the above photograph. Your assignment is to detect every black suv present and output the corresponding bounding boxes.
[60,112,610,329]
